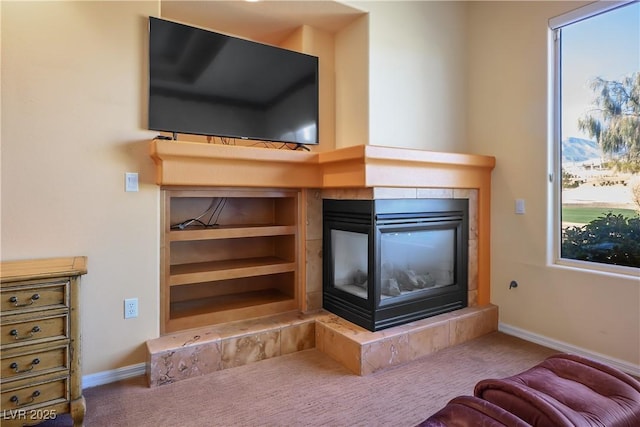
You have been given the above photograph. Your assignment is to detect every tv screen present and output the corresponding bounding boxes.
[148,17,319,145]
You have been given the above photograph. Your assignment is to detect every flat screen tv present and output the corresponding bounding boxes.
[148,17,319,146]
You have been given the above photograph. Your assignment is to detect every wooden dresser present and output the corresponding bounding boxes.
[1,257,87,427]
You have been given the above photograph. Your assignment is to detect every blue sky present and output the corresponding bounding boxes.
[561,1,640,140]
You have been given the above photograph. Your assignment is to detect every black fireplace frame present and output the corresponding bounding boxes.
[323,198,469,331]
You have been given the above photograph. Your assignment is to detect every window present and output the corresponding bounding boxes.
[551,1,640,272]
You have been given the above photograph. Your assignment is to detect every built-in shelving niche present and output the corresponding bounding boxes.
[161,188,300,334]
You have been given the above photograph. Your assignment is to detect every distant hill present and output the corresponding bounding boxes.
[562,137,602,163]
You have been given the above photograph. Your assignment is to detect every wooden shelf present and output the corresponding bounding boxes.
[169,225,296,241]
[170,288,292,319]
[169,257,296,286]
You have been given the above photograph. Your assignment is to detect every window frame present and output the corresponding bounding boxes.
[549,0,640,277]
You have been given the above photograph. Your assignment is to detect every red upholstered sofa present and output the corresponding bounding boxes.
[419,353,640,427]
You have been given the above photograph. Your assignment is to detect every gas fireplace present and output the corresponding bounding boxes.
[323,198,469,331]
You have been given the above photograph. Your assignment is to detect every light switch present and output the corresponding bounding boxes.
[125,172,139,192]
[515,199,525,214]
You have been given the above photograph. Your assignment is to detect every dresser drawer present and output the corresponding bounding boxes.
[1,313,68,348]
[1,344,69,383]
[1,376,68,414]
[1,280,68,313]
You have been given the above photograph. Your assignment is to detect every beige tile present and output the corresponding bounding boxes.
[315,319,326,353]
[466,190,479,241]
[281,322,315,355]
[221,330,281,369]
[268,310,318,327]
[305,188,323,240]
[453,188,478,202]
[449,305,498,346]
[373,187,417,199]
[146,328,221,354]
[361,334,410,375]
[322,188,373,200]
[468,239,478,292]
[316,321,362,375]
[468,290,478,307]
[148,341,222,387]
[213,316,281,340]
[317,314,376,345]
[417,188,453,199]
[305,239,323,293]
[306,291,323,312]
[408,320,450,360]
[450,188,477,240]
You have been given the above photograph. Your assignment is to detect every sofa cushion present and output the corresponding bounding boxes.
[474,353,640,427]
[416,395,531,427]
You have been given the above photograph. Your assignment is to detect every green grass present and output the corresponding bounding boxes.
[562,206,639,224]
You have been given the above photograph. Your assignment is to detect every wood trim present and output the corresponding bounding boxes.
[0,257,87,283]
[150,141,322,188]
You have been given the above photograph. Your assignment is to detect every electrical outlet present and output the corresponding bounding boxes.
[124,298,138,319]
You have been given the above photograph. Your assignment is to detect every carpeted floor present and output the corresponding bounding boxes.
[82,332,557,427]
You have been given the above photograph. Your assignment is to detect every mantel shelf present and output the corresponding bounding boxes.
[150,140,496,189]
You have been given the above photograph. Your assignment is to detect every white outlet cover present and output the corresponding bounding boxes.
[124,298,138,318]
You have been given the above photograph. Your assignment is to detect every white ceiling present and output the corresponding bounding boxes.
[161,1,366,45]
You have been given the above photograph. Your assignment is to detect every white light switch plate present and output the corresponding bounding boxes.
[515,199,525,214]
[125,172,139,192]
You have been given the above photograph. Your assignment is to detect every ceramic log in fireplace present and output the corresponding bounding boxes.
[323,198,469,331]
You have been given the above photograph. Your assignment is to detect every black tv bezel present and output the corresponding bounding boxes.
[147,17,320,146]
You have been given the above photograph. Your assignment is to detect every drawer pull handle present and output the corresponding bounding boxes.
[9,390,41,407]
[9,358,40,373]
[8,293,40,307]
[9,326,41,340]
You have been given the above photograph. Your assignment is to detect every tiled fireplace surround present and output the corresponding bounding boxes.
[146,143,497,386]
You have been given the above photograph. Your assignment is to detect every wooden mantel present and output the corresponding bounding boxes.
[149,140,495,189]
[149,140,496,305]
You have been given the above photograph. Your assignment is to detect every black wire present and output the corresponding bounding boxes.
[171,197,223,230]
[205,198,226,227]
[208,198,227,226]
[170,219,209,229]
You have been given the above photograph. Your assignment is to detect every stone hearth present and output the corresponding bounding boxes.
[146,305,498,385]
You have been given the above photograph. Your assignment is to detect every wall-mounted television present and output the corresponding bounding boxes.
[148,17,319,146]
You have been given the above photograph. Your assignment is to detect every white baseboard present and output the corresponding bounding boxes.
[499,322,640,377]
[82,362,146,389]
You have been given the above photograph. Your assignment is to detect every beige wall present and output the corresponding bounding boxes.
[349,1,468,152]
[466,1,640,366]
[335,14,369,149]
[1,1,161,374]
[281,25,337,153]
[2,0,638,378]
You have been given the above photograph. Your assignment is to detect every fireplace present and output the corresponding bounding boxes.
[323,198,469,331]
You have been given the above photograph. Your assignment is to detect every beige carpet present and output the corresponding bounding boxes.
[84,332,557,426]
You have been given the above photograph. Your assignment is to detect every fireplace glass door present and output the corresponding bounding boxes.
[332,229,369,300]
[379,227,455,302]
